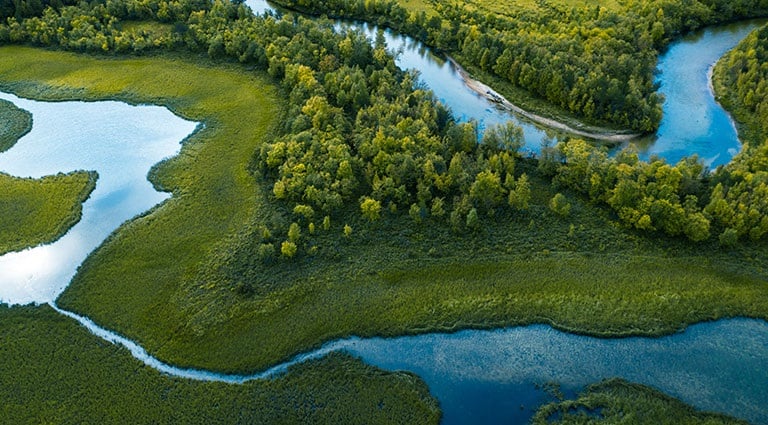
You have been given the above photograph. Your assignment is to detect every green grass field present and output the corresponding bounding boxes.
[0,304,439,424]
[0,171,97,255]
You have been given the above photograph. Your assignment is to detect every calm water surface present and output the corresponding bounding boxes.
[638,20,767,167]
[0,92,197,304]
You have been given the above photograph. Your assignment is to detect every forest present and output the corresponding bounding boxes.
[272,0,768,132]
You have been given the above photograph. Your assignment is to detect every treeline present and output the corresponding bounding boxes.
[0,0,79,20]
[272,0,768,132]
[3,0,768,249]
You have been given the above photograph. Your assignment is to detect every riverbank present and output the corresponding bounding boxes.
[533,378,749,425]
[447,57,642,143]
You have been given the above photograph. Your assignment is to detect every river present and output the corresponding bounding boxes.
[0,3,766,424]
[248,0,765,168]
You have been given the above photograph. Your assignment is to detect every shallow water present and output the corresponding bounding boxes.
[0,92,197,304]
[49,305,768,425]
[343,319,768,424]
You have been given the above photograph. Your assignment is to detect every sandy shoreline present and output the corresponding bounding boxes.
[447,57,642,143]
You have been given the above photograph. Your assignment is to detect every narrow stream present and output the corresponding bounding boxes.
[0,3,766,424]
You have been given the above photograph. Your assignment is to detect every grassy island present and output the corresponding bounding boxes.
[0,170,97,255]
[0,98,31,152]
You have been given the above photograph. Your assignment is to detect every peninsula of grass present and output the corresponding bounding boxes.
[0,171,97,255]
[0,97,31,152]
[0,304,440,424]
[531,378,747,425]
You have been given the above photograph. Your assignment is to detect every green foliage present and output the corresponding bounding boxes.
[288,222,301,242]
[0,98,31,152]
[508,173,531,210]
[547,139,711,241]
[360,196,382,221]
[343,223,352,237]
[0,171,97,255]
[549,193,571,217]
[465,207,479,229]
[710,24,768,243]
[719,228,739,247]
[532,378,747,425]
[281,240,297,258]
[0,305,440,425]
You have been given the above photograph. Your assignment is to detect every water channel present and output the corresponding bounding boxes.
[0,3,766,424]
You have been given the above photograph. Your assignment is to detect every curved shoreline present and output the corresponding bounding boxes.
[447,57,643,142]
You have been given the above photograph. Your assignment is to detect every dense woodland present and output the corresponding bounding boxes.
[2,0,768,256]
[711,25,768,244]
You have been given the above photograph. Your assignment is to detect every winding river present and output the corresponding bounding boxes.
[0,3,767,425]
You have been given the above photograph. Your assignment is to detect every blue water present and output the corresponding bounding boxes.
[344,319,768,424]
[0,92,197,304]
[637,20,767,168]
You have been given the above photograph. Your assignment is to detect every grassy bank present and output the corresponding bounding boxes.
[0,304,440,424]
[0,98,31,152]
[532,379,747,424]
[0,171,97,255]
